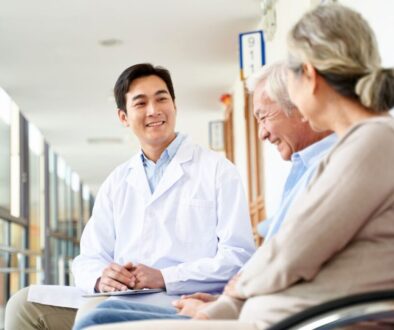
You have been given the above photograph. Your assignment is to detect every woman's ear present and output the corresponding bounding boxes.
[117,109,129,127]
[303,62,318,94]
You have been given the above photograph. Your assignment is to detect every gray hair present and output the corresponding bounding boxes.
[247,61,295,116]
[287,4,394,112]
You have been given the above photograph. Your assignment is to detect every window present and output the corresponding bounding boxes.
[0,89,11,212]
[82,185,92,227]
[28,123,45,285]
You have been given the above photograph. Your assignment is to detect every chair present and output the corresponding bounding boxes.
[267,290,394,330]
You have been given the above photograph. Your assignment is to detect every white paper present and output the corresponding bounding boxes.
[82,288,164,297]
[27,285,89,309]
[27,285,179,309]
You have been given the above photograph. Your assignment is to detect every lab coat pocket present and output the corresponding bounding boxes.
[175,197,216,244]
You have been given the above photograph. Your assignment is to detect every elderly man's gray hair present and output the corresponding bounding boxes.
[247,61,295,115]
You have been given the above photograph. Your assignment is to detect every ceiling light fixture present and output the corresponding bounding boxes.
[87,137,124,144]
[99,38,123,47]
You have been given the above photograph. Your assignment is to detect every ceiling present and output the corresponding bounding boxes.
[0,0,261,193]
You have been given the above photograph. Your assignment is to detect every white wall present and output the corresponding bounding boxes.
[232,0,394,217]
[341,0,394,67]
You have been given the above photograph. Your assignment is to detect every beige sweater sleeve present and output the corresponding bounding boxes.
[236,119,394,297]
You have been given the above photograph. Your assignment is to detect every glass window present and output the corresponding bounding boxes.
[9,223,26,294]
[48,148,57,231]
[10,103,21,218]
[0,88,11,212]
[57,157,71,235]
[28,123,44,285]
[49,237,59,284]
[71,172,81,238]
[82,185,91,227]
[0,218,9,326]
[59,239,68,285]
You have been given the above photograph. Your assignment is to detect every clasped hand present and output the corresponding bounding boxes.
[96,261,165,293]
[172,292,217,319]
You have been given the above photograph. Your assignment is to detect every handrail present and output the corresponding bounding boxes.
[0,267,42,273]
[49,230,80,244]
[0,206,28,226]
[0,244,41,256]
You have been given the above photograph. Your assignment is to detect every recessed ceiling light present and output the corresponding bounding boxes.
[99,38,123,47]
[87,137,124,144]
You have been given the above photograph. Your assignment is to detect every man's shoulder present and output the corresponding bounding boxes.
[100,156,136,191]
[188,142,235,168]
[181,138,227,161]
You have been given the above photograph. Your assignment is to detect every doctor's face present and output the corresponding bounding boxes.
[119,75,177,150]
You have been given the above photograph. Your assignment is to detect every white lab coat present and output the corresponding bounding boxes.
[72,137,255,295]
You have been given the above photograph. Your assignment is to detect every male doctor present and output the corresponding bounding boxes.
[5,63,255,330]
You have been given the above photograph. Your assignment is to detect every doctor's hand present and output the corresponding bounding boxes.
[95,262,136,292]
[131,264,165,289]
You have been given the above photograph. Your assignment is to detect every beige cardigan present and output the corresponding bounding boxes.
[202,117,394,327]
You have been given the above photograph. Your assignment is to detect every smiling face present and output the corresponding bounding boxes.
[253,81,313,160]
[118,75,177,152]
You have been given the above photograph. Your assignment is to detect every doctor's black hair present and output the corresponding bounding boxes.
[114,63,176,112]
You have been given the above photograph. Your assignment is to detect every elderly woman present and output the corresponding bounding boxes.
[85,4,394,330]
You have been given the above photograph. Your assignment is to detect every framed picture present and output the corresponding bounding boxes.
[209,120,225,151]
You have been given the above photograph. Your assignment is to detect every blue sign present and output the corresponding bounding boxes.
[239,30,265,80]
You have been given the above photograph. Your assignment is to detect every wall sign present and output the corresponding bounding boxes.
[239,30,265,80]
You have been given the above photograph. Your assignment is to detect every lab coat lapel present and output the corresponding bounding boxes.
[149,139,194,205]
[126,154,152,201]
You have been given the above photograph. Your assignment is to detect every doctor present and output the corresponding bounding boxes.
[4,63,255,330]
[72,62,255,296]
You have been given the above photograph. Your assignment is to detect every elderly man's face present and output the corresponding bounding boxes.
[253,82,310,161]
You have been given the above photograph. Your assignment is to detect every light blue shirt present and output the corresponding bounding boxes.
[259,134,337,241]
[141,133,186,193]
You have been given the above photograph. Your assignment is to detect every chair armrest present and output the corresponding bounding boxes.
[267,290,394,330]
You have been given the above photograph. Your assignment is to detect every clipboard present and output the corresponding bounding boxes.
[82,288,164,298]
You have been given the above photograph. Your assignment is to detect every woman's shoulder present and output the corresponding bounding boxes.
[339,117,394,148]
[327,117,394,163]
[349,116,394,138]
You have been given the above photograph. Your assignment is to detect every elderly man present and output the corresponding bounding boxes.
[249,62,335,241]
[72,61,336,330]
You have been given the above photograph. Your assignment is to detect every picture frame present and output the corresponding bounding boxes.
[209,120,225,151]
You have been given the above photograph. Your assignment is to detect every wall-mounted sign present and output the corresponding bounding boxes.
[239,30,265,80]
[209,120,225,151]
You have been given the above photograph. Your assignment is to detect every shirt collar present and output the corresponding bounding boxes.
[291,133,337,167]
[140,132,185,165]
